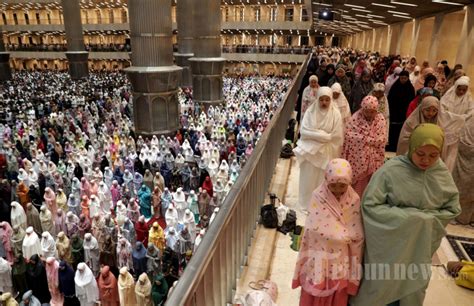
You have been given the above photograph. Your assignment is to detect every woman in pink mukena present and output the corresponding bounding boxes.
[292,158,364,306]
[342,95,387,197]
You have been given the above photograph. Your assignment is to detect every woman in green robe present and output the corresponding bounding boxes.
[151,273,168,306]
[351,123,460,306]
[70,234,84,270]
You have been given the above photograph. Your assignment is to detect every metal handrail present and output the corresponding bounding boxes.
[165,53,310,306]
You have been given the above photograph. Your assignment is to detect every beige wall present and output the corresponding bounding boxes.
[436,10,465,66]
[399,21,413,57]
[415,17,434,62]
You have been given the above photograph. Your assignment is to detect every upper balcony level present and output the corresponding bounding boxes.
[0,2,312,32]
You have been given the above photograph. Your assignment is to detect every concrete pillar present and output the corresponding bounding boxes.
[371,28,376,51]
[386,26,393,55]
[324,36,332,47]
[395,24,404,55]
[61,0,88,79]
[428,13,445,66]
[189,0,225,107]
[455,5,474,68]
[0,31,12,81]
[363,31,368,50]
[125,0,183,136]
[410,19,421,58]
[175,0,194,87]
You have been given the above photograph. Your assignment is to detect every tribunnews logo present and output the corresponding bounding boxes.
[298,251,464,282]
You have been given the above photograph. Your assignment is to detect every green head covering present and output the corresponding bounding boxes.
[408,123,444,159]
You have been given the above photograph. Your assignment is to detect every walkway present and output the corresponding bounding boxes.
[238,156,474,306]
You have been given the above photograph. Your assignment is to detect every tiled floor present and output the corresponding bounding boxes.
[267,157,474,306]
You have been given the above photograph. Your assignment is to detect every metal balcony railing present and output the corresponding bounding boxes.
[164,53,310,306]
[5,44,312,55]
[222,44,312,54]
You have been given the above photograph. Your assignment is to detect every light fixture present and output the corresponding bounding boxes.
[351,8,372,13]
[367,14,385,19]
[371,2,396,8]
[392,14,412,19]
[390,1,418,6]
[387,10,410,15]
[432,0,463,5]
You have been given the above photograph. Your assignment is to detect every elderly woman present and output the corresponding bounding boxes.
[328,65,352,98]
[301,75,319,122]
[331,83,351,126]
[441,76,473,116]
[351,124,460,306]
[342,96,387,197]
[442,68,465,96]
[397,96,465,171]
[295,87,344,213]
[349,69,374,113]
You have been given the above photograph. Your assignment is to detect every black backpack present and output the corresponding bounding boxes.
[278,210,297,234]
[280,143,294,159]
[260,194,278,228]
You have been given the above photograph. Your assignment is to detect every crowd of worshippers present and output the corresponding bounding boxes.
[0,71,292,305]
[297,48,474,197]
[292,47,472,306]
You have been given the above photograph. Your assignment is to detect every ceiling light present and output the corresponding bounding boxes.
[312,2,332,7]
[390,1,418,6]
[367,14,385,19]
[351,8,372,13]
[387,10,410,15]
[371,2,396,8]
[371,20,388,25]
[432,0,463,5]
[392,14,412,19]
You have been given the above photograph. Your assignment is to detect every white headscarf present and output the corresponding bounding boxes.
[41,232,56,258]
[385,66,403,95]
[441,76,473,116]
[11,201,27,229]
[294,86,344,169]
[22,227,42,259]
[75,262,99,303]
[330,83,351,124]
[83,233,99,251]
